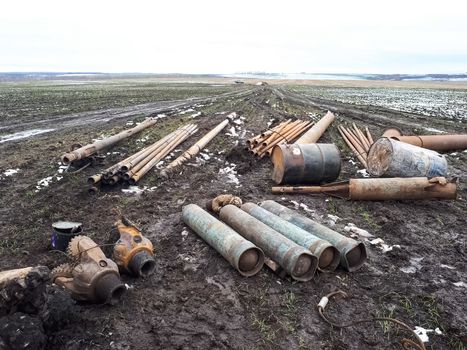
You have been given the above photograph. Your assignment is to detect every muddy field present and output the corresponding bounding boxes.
[0,77,466,350]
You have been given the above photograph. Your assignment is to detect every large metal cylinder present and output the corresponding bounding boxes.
[295,111,335,144]
[271,143,341,184]
[348,177,457,200]
[182,204,264,277]
[219,205,317,281]
[367,137,447,178]
[381,127,403,138]
[259,200,367,272]
[241,203,340,272]
[391,134,467,152]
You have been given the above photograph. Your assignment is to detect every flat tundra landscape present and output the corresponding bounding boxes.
[0,76,466,349]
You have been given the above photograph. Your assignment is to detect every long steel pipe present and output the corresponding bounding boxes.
[219,204,317,281]
[392,134,467,152]
[295,111,335,144]
[240,203,340,271]
[259,200,367,272]
[182,204,264,276]
[61,117,157,164]
[161,119,229,176]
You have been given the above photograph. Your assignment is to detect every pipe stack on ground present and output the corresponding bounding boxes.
[88,123,198,191]
[295,111,336,144]
[245,119,313,158]
[337,123,374,168]
[61,117,158,165]
[161,119,229,177]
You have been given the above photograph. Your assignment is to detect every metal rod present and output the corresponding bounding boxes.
[295,111,335,144]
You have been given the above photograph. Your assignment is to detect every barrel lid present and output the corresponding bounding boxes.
[52,221,82,230]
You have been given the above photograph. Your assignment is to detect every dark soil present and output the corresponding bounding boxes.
[0,81,466,350]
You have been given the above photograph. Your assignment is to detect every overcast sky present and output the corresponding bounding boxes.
[1,0,466,74]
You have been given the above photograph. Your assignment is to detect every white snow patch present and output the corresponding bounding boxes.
[219,165,240,186]
[357,169,370,177]
[369,238,400,253]
[121,186,157,195]
[400,257,424,274]
[226,126,239,137]
[299,203,314,213]
[453,281,467,288]
[191,112,202,118]
[440,264,455,270]
[126,121,134,126]
[0,129,55,143]
[3,168,19,177]
[200,153,211,160]
[290,200,300,210]
[414,326,442,343]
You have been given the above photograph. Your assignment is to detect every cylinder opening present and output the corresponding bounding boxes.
[95,273,126,305]
[139,259,156,277]
[61,156,71,165]
[291,253,317,281]
[318,246,340,272]
[344,243,367,272]
[237,247,264,277]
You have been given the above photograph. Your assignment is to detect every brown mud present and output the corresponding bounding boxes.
[0,83,466,349]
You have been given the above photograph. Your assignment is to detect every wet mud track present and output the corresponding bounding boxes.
[0,84,466,349]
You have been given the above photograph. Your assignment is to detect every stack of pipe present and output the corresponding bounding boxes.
[337,123,374,168]
[88,123,198,191]
[245,119,313,158]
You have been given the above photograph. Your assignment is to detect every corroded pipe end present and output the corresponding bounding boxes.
[88,186,99,195]
[61,154,74,165]
[342,242,367,272]
[94,273,126,305]
[317,246,341,272]
[289,251,317,281]
[128,251,156,278]
[237,247,264,276]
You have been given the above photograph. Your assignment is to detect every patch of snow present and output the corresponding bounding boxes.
[348,159,357,165]
[3,168,19,177]
[200,153,210,160]
[453,281,467,288]
[299,203,313,213]
[191,112,202,118]
[121,186,157,195]
[440,264,455,270]
[0,129,55,143]
[126,121,134,126]
[356,169,370,177]
[400,257,423,274]
[414,326,442,343]
[290,200,300,210]
[369,238,400,253]
[226,126,239,137]
[423,127,445,134]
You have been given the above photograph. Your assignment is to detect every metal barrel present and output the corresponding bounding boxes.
[219,205,317,281]
[271,143,341,185]
[259,200,366,272]
[348,177,457,200]
[392,134,467,152]
[182,204,264,277]
[367,137,448,178]
[241,203,340,272]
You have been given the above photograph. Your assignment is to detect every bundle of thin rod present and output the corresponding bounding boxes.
[337,123,374,168]
[88,123,198,191]
[245,119,314,158]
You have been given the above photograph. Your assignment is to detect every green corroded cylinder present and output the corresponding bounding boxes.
[219,204,317,281]
[259,200,367,272]
[182,204,264,277]
[241,203,340,272]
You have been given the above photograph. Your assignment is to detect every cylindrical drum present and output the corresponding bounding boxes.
[271,143,341,185]
[241,203,340,272]
[219,205,317,281]
[367,137,447,178]
[259,200,367,272]
[182,204,264,277]
[51,221,83,252]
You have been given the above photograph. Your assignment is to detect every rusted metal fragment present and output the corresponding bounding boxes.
[392,134,467,152]
[295,111,335,144]
[271,177,457,201]
[271,143,341,184]
[51,236,125,304]
[206,194,242,213]
[259,200,367,272]
[219,204,317,281]
[182,204,264,277]
[113,217,156,277]
[367,137,447,177]
[241,202,340,271]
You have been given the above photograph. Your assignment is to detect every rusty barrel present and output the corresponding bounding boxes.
[182,204,264,277]
[367,137,447,178]
[219,205,317,281]
[391,134,467,152]
[271,143,341,185]
[259,200,367,272]
[348,177,457,200]
[241,203,340,272]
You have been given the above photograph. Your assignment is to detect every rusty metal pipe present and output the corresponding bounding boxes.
[271,177,457,200]
[295,111,335,144]
[161,119,229,176]
[341,126,366,156]
[241,203,340,271]
[259,121,312,157]
[338,126,368,167]
[263,122,313,157]
[367,137,448,177]
[219,204,317,281]
[353,123,370,151]
[259,200,367,272]
[61,117,158,165]
[392,134,467,152]
[261,120,301,148]
[365,127,374,145]
[182,204,264,276]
